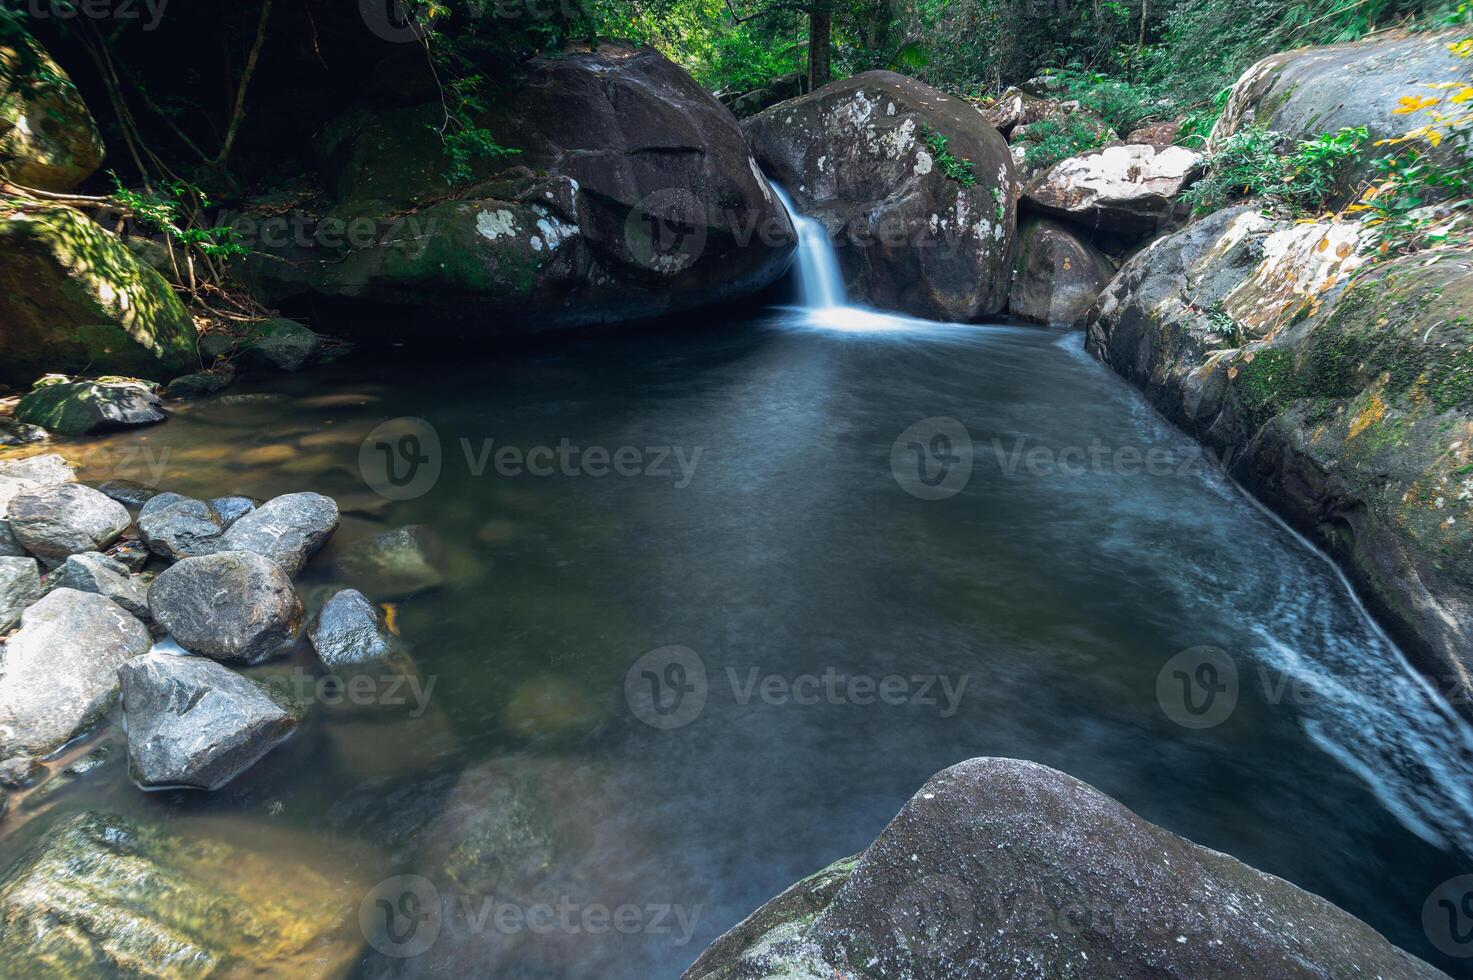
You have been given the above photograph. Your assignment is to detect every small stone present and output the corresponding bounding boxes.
[97,479,161,509]
[119,651,298,790]
[136,492,223,560]
[308,589,394,668]
[44,551,150,621]
[6,483,131,567]
[0,556,41,631]
[165,364,235,400]
[0,418,46,447]
[208,495,257,527]
[148,550,303,665]
[237,319,322,373]
[106,537,151,573]
[0,755,42,789]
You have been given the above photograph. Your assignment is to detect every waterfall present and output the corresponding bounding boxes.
[769,183,846,310]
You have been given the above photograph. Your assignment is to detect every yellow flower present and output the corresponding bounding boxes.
[1393,95,1441,114]
[1451,87,1473,104]
[1449,38,1473,58]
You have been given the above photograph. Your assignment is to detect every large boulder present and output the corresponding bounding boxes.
[118,651,298,790]
[0,207,197,385]
[247,43,794,337]
[1085,207,1473,703]
[0,810,371,975]
[1007,216,1115,326]
[13,377,167,436]
[1023,142,1203,234]
[1213,28,1472,193]
[213,491,338,576]
[744,71,1017,321]
[684,758,1445,979]
[148,551,304,665]
[0,589,151,758]
[6,482,130,567]
[0,36,103,192]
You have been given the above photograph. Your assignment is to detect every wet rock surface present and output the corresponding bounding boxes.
[213,491,338,576]
[118,651,298,790]
[745,71,1017,321]
[148,550,304,665]
[0,589,150,757]
[0,555,40,631]
[136,492,225,560]
[13,377,168,436]
[309,588,394,667]
[684,758,1447,979]
[6,482,130,567]
[43,551,149,621]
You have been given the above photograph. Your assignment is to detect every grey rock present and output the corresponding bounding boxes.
[0,418,46,447]
[0,555,40,631]
[0,589,151,757]
[6,483,131,567]
[1008,215,1116,326]
[0,453,74,485]
[208,495,257,527]
[684,758,1447,980]
[334,524,444,597]
[148,551,303,665]
[136,492,223,560]
[0,521,22,558]
[0,755,42,789]
[164,364,235,400]
[44,551,149,621]
[237,319,322,373]
[308,588,393,667]
[106,537,150,573]
[214,491,338,577]
[13,379,167,436]
[97,479,161,509]
[1023,142,1203,234]
[118,651,297,790]
[0,477,35,558]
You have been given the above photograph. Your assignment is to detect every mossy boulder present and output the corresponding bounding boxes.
[1085,208,1473,704]
[0,38,103,192]
[0,206,197,385]
[14,376,166,435]
[0,810,371,977]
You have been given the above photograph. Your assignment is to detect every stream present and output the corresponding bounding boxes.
[3,215,1472,977]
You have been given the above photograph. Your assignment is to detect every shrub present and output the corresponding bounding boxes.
[1182,125,1369,215]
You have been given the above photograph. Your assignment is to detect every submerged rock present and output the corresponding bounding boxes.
[334,523,445,597]
[1008,216,1115,326]
[136,491,224,560]
[148,551,303,665]
[745,71,1017,321]
[1084,207,1473,703]
[0,555,40,631]
[250,43,794,338]
[96,478,161,509]
[165,365,235,400]
[235,318,322,372]
[43,551,149,621]
[0,810,370,975]
[118,651,298,790]
[13,377,168,436]
[0,589,150,757]
[1023,142,1202,233]
[684,757,1446,979]
[6,482,131,567]
[308,588,394,667]
[214,491,339,576]
[0,207,197,386]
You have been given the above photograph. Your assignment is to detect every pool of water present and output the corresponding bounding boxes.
[6,307,1472,977]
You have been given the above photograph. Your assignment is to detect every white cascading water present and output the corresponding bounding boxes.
[769,183,846,309]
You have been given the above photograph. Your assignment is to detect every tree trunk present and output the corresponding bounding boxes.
[807,6,832,91]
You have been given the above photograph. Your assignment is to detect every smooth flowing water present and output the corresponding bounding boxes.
[4,240,1473,976]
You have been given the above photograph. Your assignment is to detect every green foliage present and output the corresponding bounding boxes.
[920,125,976,185]
[1182,125,1369,215]
[109,174,247,259]
[1038,68,1162,135]
[1177,87,1233,147]
[1021,117,1113,170]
